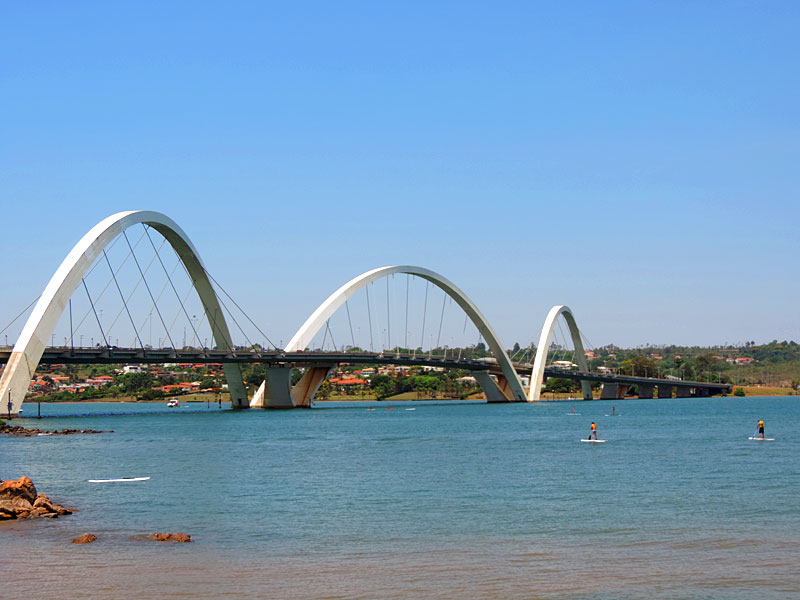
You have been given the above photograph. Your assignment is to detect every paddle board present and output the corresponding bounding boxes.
[88,477,151,483]
[748,437,775,441]
[581,439,607,443]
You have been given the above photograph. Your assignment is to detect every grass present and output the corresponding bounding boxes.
[738,386,795,396]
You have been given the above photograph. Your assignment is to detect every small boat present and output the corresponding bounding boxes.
[167,398,180,407]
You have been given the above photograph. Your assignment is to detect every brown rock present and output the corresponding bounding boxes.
[33,493,73,516]
[71,533,97,544]
[33,494,56,512]
[32,493,50,508]
[147,532,192,543]
[12,496,33,511]
[0,476,37,504]
[0,477,73,519]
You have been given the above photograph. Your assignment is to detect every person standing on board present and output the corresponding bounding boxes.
[590,421,597,440]
[757,419,765,439]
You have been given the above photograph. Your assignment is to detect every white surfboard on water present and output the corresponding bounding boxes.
[748,437,775,441]
[88,477,151,483]
[581,439,607,443]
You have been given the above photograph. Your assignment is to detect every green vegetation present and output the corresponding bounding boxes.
[369,371,477,401]
[19,339,800,404]
[733,387,746,396]
[571,340,800,387]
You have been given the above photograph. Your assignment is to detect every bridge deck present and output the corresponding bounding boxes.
[0,346,731,393]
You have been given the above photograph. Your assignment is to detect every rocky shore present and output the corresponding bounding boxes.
[0,424,112,437]
[0,477,74,520]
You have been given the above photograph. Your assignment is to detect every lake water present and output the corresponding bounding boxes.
[2,397,799,599]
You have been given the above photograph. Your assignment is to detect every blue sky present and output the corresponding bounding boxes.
[2,1,799,349]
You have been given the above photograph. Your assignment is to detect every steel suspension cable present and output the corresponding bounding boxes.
[133,256,181,341]
[345,300,356,349]
[404,274,409,350]
[365,284,374,352]
[71,228,150,336]
[325,319,337,352]
[192,259,278,350]
[143,226,203,348]
[371,281,384,351]
[435,290,446,353]
[320,320,328,350]
[123,230,177,350]
[82,279,109,347]
[386,276,391,351]
[0,295,41,337]
[105,237,168,335]
[166,254,228,350]
[102,249,145,350]
[556,317,571,364]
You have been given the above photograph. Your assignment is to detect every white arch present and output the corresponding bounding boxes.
[528,305,592,401]
[286,265,527,401]
[0,210,248,415]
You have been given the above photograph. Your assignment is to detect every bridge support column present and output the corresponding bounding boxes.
[693,387,712,398]
[657,385,673,399]
[601,383,630,399]
[637,383,655,399]
[675,386,691,398]
[250,367,294,408]
[579,380,593,400]
[600,383,619,399]
[224,364,249,409]
[474,371,513,402]
[292,366,332,407]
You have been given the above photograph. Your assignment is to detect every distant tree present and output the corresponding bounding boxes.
[317,381,331,400]
[695,353,717,374]
[512,342,521,354]
[291,369,303,385]
[118,372,154,392]
[631,356,657,377]
[199,377,217,389]
[374,380,395,400]
[733,387,745,397]
[544,378,579,393]
[138,388,164,401]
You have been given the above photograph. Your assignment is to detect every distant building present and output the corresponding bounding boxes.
[550,360,577,370]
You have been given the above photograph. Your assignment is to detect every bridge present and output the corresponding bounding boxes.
[0,210,730,416]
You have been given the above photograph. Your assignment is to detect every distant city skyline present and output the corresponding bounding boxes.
[2,2,799,348]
